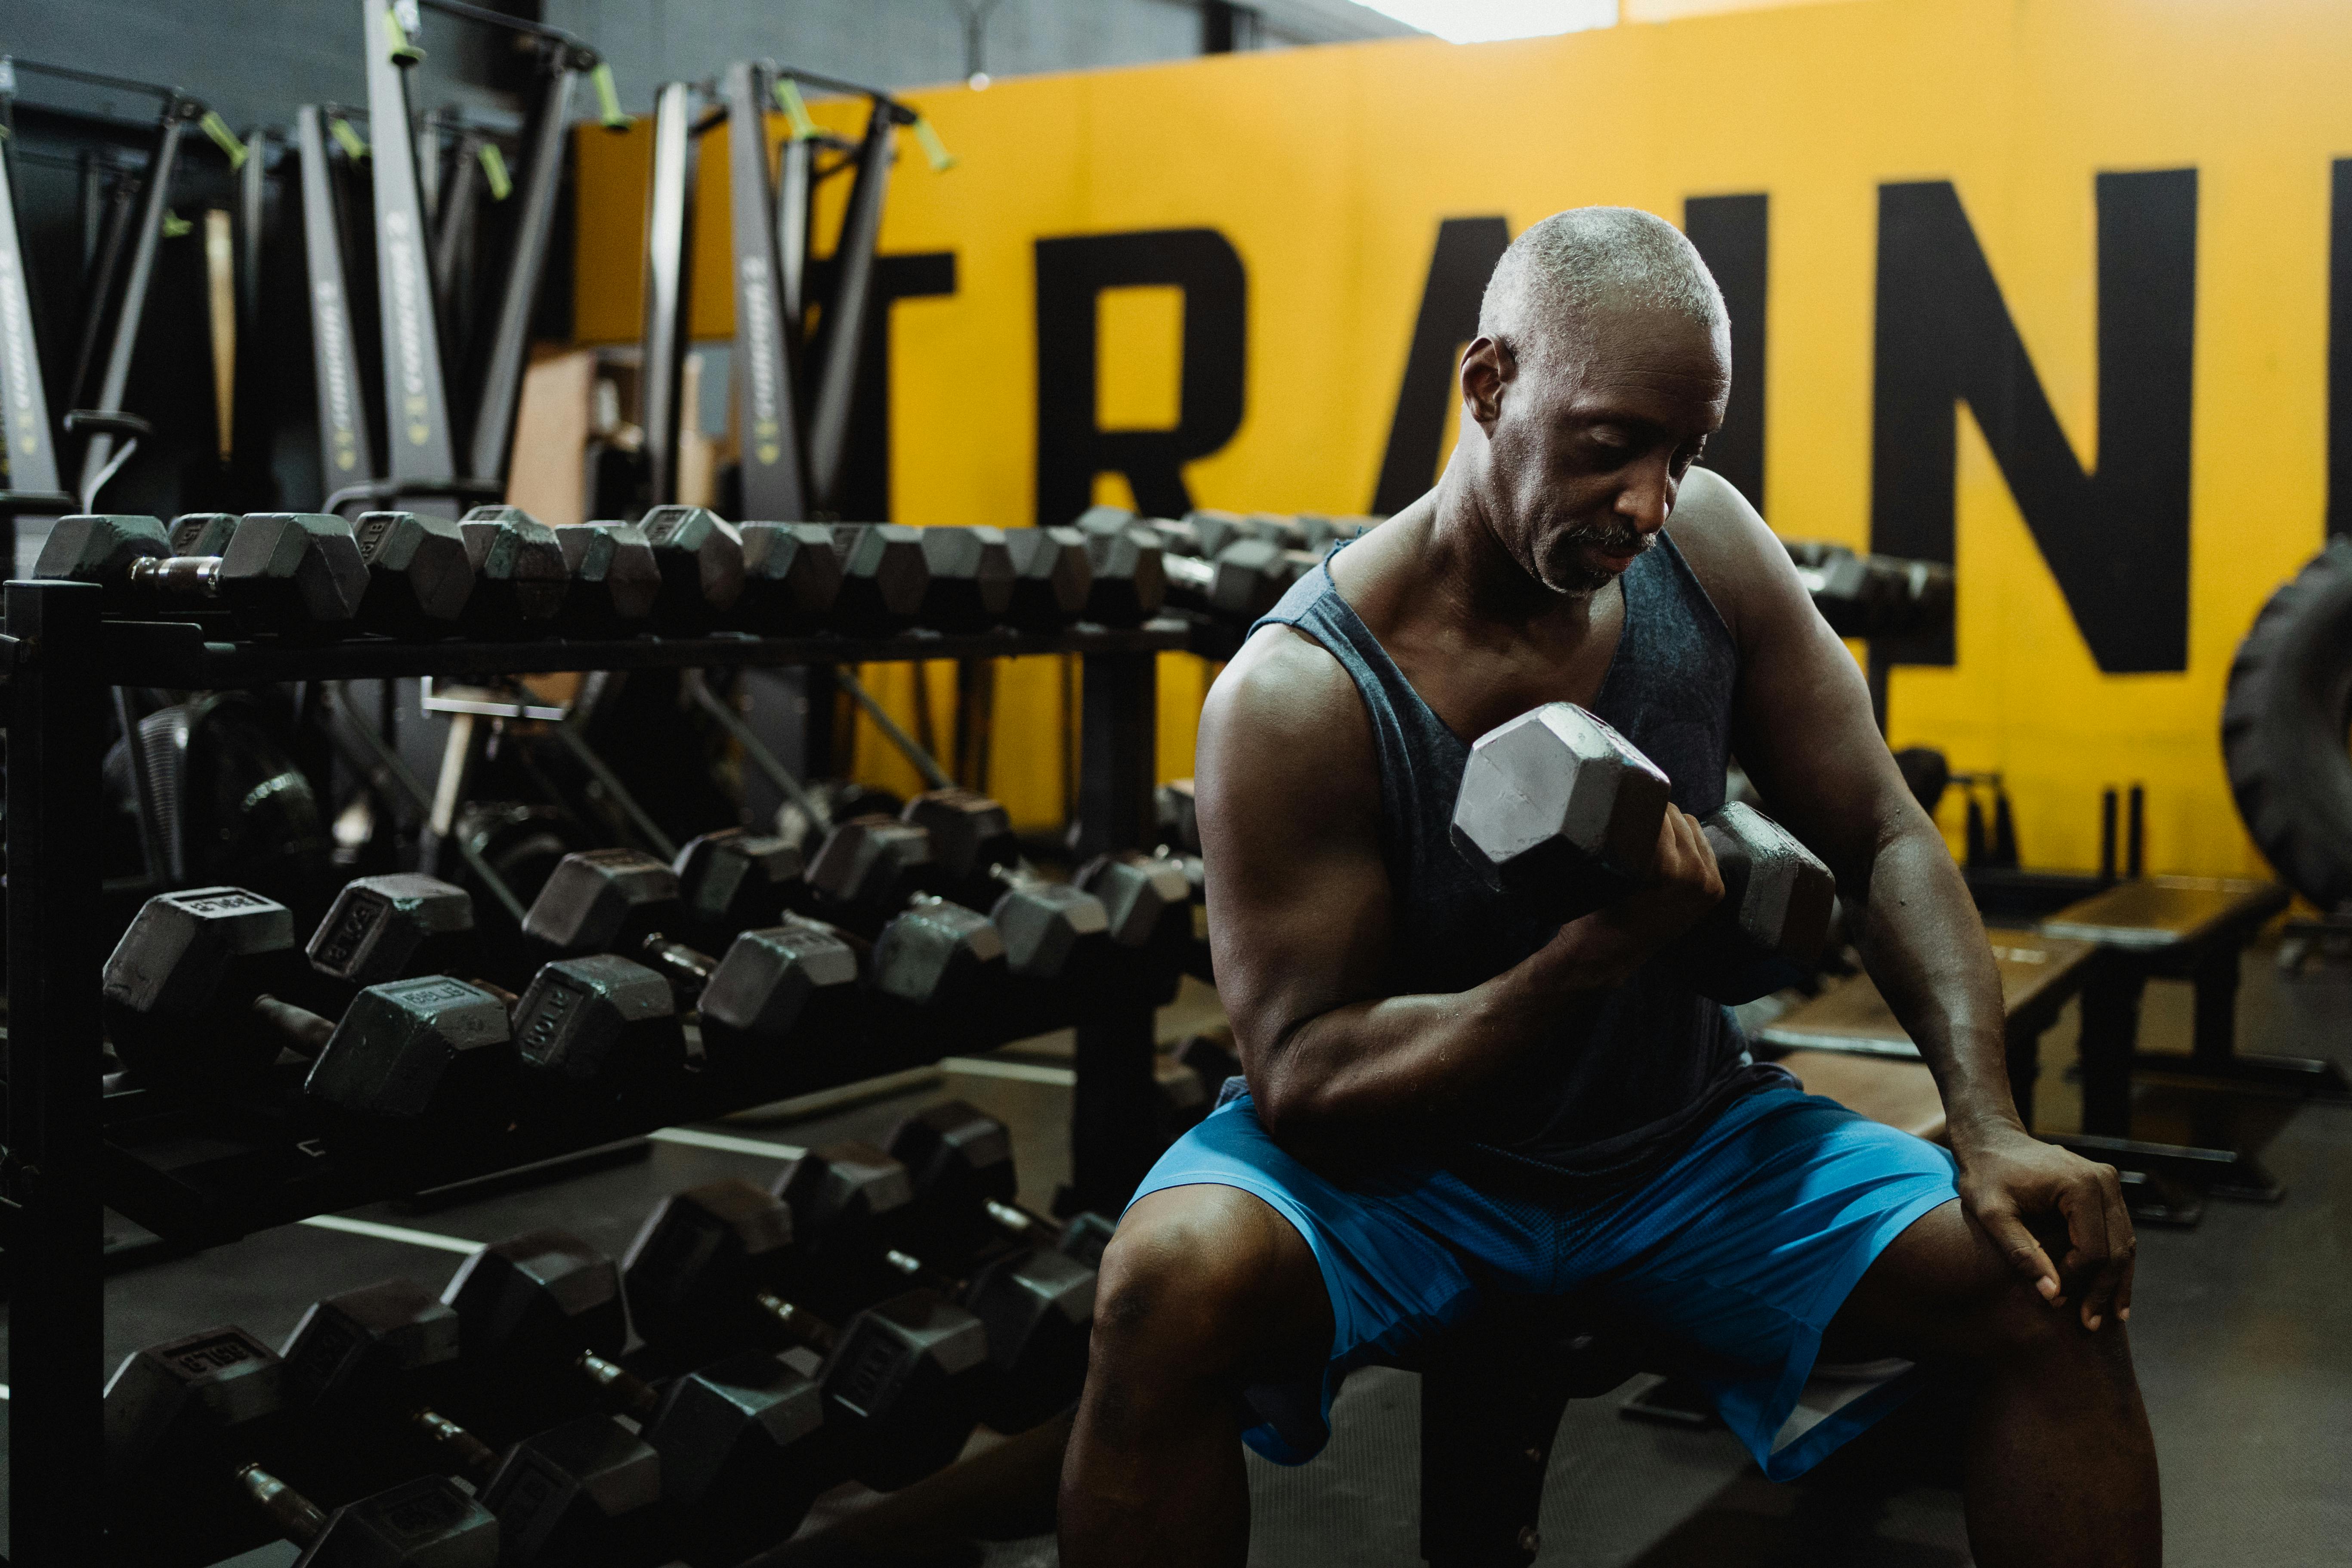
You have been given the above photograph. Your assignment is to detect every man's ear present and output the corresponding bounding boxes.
[1459,335,1511,435]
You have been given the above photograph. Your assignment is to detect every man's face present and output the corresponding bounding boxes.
[1466,305,1730,594]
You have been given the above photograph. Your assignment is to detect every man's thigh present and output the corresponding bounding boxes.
[1820,1194,2055,1365]
[1582,1088,1961,1371]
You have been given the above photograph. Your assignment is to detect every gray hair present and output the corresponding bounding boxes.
[1477,207,1728,371]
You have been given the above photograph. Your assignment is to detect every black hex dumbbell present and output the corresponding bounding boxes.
[457,505,569,636]
[915,524,1016,631]
[773,1143,1096,1432]
[37,511,368,633]
[305,873,478,996]
[521,835,805,964]
[101,885,306,1081]
[671,827,808,946]
[517,845,857,1086]
[624,1178,992,1485]
[828,523,930,632]
[635,504,747,630]
[102,1322,584,1568]
[102,885,516,1148]
[738,520,845,633]
[802,813,1017,1045]
[556,520,662,636]
[350,509,476,636]
[1157,535,1311,622]
[902,788,1122,994]
[1073,847,1195,1005]
[431,1238,828,1564]
[1448,702,1836,1001]
[1070,507,1168,626]
[887,1099,1122,1273]
[804,813,938,919]
[237,1463,500,1568]
[1001,525,1093,631]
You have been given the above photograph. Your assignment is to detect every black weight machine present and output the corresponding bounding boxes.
[608,58,954,522]
[302,0,627,519]
[0,58,246,567]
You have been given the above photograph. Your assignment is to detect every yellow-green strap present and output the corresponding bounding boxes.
[161,210,192,238]
[773,76,819,141]
[590,62,630,129]
[383,5,425,64]
[198,111,248,170]
[910,115,955,172]
[331,117,370,161]
[477,141,512,200]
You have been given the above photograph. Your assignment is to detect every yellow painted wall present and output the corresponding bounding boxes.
[571,0,2352,876]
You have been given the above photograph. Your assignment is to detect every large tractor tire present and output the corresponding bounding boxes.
[2221,538,2352,914]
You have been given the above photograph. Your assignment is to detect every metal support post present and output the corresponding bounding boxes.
[1066,649,1161,1215]
[0,116,70,571]
[807,103,893,510]
[467,51,580,486]
[641,80,698,507]
[724,61,809,520]
[297,107,378,498]
[76,97,196,501]
[7,580,110,1565]
[362,0,461,498]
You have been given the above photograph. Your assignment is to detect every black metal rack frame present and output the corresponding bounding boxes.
[1,578,1185,1565]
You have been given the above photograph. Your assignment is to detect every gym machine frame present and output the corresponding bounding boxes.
[0,59,221,558]
[0,582,1181,1566]
[312,0,624,518]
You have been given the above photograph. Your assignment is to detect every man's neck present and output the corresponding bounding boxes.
[1416,464,1607,648]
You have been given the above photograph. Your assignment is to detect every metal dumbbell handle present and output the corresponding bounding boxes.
[754,1291,842,1355]
[251,993,336,1057]
[235,1463,328,1547]
[640,933,716,998]
[412,1407,502,1485]
[576,1350,661,1422]
[125,554,226,598]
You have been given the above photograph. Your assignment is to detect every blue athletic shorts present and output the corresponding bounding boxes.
[1130,1082,1959,1481]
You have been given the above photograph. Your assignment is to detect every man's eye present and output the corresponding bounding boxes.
[1589,427,1631,451]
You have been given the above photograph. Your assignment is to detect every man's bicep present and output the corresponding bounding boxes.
[1675,477,1924,879]
[1193,629,1394,1061]
[1733,585,1908,854]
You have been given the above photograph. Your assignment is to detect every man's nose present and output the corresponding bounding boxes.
[1613,455,1677,532]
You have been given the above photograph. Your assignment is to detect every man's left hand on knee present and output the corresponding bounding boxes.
[1951,1124,2136,1333]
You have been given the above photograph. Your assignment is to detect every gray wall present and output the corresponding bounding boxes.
[1,0,1419,133]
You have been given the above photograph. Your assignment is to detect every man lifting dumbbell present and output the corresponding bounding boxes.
[1064,208,2155,1568]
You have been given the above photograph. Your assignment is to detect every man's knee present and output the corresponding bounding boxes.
[1956,1280,2135,1376]
[1092,1185,1327,1379]
[1841,1201,2132,1375]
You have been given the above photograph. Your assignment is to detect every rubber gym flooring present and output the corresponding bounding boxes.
[6,959,2346,1567]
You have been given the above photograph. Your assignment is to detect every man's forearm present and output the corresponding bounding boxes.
[1851,825,2023,1144]
[1248,919,1635,1163]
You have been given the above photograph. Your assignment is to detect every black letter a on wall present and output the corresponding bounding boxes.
[1871,172,2196,672]
[1034,229,1246,526]
[1371,217,1511,516]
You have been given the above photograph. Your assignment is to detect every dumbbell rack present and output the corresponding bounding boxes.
[0,578,1187,1566]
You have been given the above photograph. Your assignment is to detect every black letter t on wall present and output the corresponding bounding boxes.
[1034,229,1246,526]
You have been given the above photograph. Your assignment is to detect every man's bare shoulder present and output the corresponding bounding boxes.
[1664,465,1812,645]
[1197,623,1381,829]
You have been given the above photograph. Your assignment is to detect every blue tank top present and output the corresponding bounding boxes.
[1251,534,1788,1191]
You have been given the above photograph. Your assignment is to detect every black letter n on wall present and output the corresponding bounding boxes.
[1871,172,2196,672]
[1034,229,1246,526]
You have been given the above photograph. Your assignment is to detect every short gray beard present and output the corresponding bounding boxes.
[1538,520,1654,594]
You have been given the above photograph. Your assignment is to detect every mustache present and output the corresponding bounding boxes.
[1557,520,1654,557]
